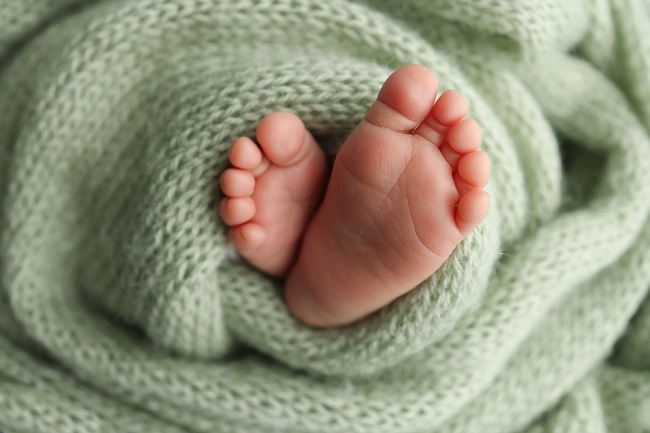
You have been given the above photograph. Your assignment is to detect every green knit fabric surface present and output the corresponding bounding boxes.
[1,0,650,432]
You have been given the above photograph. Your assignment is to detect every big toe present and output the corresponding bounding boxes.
[365,64,439,132]
[256,112,311,166]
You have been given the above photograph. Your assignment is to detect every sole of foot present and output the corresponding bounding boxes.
[220,112,328,277]
[284,64,491,327]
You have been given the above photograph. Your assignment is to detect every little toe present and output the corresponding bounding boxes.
[229,223,267,254]
[219,197,256,226]
[220,168,255,197]
[447,118,482,154]
[229,137,263,170]
[365,64,439,133]
[457,150,491,188]
[431,90,468,126]
[256,112,315,166]
[455,190,490,236]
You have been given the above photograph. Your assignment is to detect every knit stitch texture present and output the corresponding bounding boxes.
[1,0,650,432]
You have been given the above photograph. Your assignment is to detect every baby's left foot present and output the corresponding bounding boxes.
[220,113,328,276]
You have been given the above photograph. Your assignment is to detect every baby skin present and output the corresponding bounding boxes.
[220,65,490,327]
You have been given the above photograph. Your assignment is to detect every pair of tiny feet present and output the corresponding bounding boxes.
[220,65,490,328]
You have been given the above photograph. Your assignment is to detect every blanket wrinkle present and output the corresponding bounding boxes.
[1,0,649,432]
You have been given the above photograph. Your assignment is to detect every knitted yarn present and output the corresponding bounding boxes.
[1,0,649,432]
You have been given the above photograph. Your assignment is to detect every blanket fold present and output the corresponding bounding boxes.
[1,0,649,432]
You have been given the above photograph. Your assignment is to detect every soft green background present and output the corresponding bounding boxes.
[1,0,649,432]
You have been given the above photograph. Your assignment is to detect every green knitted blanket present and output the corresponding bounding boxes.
[1,0,650,432]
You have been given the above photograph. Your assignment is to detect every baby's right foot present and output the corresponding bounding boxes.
[285,65,490,327]
[220,112,328,276]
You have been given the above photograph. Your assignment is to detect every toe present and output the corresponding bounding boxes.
[457,150,490,188]
[414,90,469,147]
[256,112,315,166]
[440,141,461,171]
[447,118,482,154]
[413,114,448,147]
[219,197,256,226]
[453,171,475,197]
[229,137,263,170]
[365,64,439,133]
[431,90,468,125]
[455,190,490,236]
[229,223,267,254]
[220,168,255,197]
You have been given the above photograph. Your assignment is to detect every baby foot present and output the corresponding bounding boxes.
[284,64,491,327]
[220,112,328,276]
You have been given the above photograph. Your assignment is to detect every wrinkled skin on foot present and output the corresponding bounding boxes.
[221,65,490,328]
